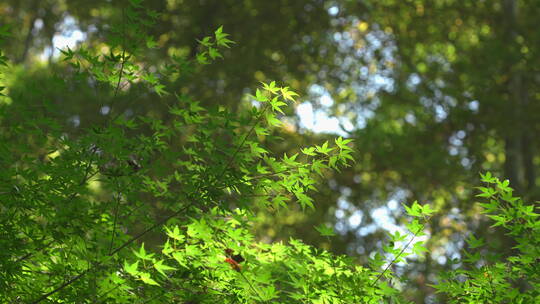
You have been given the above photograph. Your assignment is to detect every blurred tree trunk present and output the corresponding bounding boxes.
[501,1,535,294]
[17,1,38,64]
[522,132,535,192]
[502,0,525,194]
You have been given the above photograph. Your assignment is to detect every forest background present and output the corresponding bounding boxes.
[1,0,539,303]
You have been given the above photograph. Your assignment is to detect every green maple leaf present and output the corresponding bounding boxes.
[153,260,177,276]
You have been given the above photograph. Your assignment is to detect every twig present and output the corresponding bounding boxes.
[371,216,431,287]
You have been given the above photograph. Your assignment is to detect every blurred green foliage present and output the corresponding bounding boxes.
[1,0,539,302]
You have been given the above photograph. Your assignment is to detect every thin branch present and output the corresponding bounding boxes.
[238,270,268,304]
[107,7,127,121]
[31,268,92,303]
[213,104,271,183]
[371,216,431,287]
[108,179,122,254]
[14,240,54,264]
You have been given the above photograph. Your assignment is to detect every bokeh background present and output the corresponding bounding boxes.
[1,0,539,302]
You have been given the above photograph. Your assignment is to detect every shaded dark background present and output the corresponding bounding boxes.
[1,0,539,302]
